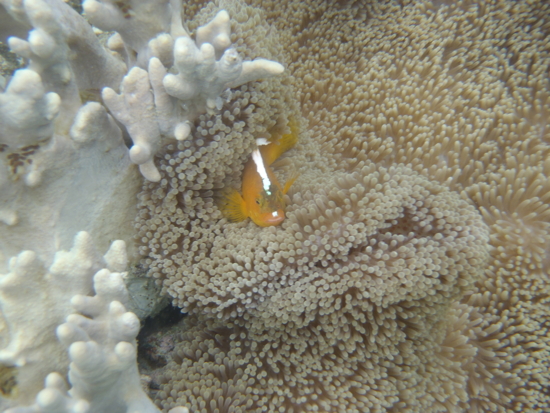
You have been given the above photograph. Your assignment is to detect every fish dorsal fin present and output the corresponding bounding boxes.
[283,171,299,194]
[219,188,248,222]
[260,118,299,166]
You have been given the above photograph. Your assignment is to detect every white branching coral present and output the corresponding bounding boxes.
[0,69,60,150]
[0,0,140,268]
[3,0,285,186]
[0,90,139,269]
[0,232,125,405]
[1,0,125,105]
[102,8,284,181]
[102,67,163,182]
[3,234,188,413]
[83,0,186,68]
[162,10,284,113]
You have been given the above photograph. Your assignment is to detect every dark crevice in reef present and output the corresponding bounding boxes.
[137,304,187,400]
[137,304,187,371]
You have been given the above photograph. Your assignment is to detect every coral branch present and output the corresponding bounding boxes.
[0,69,60,148]
[103,67,162,182]
[2,234,188,412]
[0,232,112,404]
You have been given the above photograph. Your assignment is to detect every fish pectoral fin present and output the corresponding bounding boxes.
[220,189,248,222]
[283,171,299,194]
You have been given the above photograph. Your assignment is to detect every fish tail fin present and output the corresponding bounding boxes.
[283,171,299,194]
[260,118,299,166]
[219,188,248,222]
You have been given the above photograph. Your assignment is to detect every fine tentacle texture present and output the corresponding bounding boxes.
[135,0,550,412]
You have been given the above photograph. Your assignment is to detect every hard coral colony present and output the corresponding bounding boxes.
[0,1,549,413]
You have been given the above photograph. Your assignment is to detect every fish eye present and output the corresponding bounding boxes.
[256,199,260,205]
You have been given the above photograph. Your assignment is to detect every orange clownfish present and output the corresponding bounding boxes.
[221,121,299,227]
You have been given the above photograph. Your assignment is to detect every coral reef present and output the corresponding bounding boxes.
[0,0,138,269]
[0,232,124,404]
[135,0,550,412]
[97,2,284,182]
[2,233,187,413]
[0,0,549,411]
[0,0,284,408]
[0,0,284,266]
